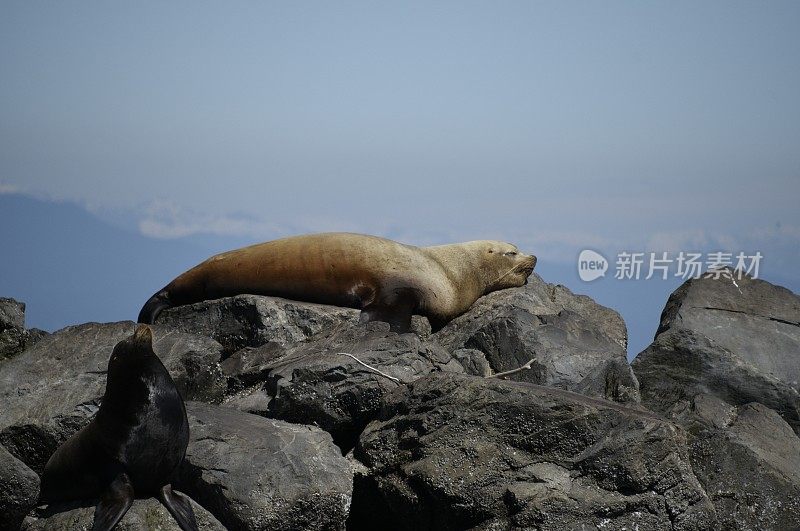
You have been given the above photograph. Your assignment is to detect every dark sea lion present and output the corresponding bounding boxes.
[138,232,536,332]
[39,325,198,531]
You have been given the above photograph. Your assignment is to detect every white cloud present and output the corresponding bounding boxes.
[137,200,290,240]
[0,182,20,194]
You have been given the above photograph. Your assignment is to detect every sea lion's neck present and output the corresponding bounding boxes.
[422,244,486,312]
[101,356,161,420]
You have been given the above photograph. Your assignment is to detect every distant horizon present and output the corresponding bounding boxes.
[2,191,797,362]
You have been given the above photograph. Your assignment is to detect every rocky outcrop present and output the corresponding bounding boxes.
[434,274,639,404]
[222,321,465,450]
[175,401,353,531]
[0,298,46,362]
[0,321,226,473]
[349,373,716,530]
[151,276,638,406]
[1,268,798,530]
[0,444,39,531]
[672,394,800,529]
[632,272,800,530]
[632,272,800,434]
[23,496,224,530]
[156,294,361,356]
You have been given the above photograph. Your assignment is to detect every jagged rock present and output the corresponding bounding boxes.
[350,373,715,530]
[0,297,25,330]
[451,348,492,377]
[0,298,46,362]
[156,294,361,356]
[0,328,27,362]
[632,272,800,434]
[670,394,800,530]
[174,401,353,531]
[0,321,225,473]
[222,321,464,449]
[23,496,224,530]
[433,274,639,404]
[0,444,39,531]
[631,273,800,528]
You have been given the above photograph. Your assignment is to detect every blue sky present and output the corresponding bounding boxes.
[1,2,798,358]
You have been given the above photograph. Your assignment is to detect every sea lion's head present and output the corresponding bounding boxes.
[478,241,537,292]
[103,324,159,401]
[109,324,156,366]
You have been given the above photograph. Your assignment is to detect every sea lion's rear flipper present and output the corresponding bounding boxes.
[158,484,199,531]
[92,472,134,531]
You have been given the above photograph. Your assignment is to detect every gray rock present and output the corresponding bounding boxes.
[670,395,800,530]
[632,272,800,434]
[0,444,40,531]
[23,496,224,530]
[434,274,639,404]
[222,321,465,449]
[156,294,361,356]
[0,297,25,330]
[451,348,492,377]
[0,298,44,362]
[153,328,227,403]
[174,401,353,531]
[0,327,28,362]
[350,373,715,530]
[631,273,800,528]
[0,321,225,473]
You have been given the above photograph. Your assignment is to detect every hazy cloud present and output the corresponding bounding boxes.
[138,200,289,240]
[0,182,20,194]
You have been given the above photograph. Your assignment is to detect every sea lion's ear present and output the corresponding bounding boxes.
[133,324,153,346]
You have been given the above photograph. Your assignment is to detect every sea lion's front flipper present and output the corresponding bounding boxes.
[92,472,134,531]
[158,484,199,531]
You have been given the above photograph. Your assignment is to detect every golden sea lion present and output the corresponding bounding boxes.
[138,232,536,332]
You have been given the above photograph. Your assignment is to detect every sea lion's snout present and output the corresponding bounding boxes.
[517,254,536,285]
[517,253,537,274]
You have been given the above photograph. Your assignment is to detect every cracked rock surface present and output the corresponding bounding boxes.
[632,271,800,434]
[156,294,362,356]
[349,373,716,530]
[175,401,353,531]
[671,395,800,529]
[434,273,639,404]
[222,321,464,450]
[632,271,800,530]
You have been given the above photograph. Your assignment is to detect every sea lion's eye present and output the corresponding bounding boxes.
[505,251,517,256]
